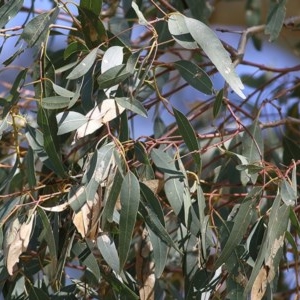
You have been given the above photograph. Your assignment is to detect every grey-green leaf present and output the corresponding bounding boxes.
[41,96,71,110]
[265,0,286,42]
[183,15,246,99]
[119,171,140,271]
[56,111,88,135]
[174,60,213,95]
[115,97,147,117]
[67,47,99,80]
[18,7,59,48]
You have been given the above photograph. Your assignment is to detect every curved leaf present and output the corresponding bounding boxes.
[41,96,71,109]
[56,111,88,135]
[173,107,201,170]
[174,60,213,95]
[67,47,99,80]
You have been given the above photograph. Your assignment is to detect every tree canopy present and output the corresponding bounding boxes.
[0,0,300,299]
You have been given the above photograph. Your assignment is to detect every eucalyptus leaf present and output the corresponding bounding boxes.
[119,171,140,271]
[174,60,213,95]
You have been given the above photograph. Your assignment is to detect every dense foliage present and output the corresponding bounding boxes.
[0,0,300,299]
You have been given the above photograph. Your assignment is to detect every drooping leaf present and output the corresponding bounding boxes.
[97,233,120,273]
[215,187,262,269]
[183,15,245,99]
[280,178,297,206]
[52,83,75,98]
[0,0,23,29]
[97,64,131,89]
[131,2,149,26]
[213,89,224,118]
[151,148,182,175]
[64,41,89,60]
[37,108,67,178]
[265,0,286,42]
[115,97,147,117]
[56,111,88,135]
[168,13,198,49]
[80,0,102,16]
[173,107,201,170]
[74,99,125,139]
[119,171,140,271]
[174,60,213,95]
[67,47,99,80]
[78,7,107,48]
[18,7,59,48]
[41,96,71,109]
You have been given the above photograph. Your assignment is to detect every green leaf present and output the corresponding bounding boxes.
[79,7,107,48]
[102,169,123,225]
[168,13,198,49]
[25,147,36,188]
[97,233,120,273]
[215,187,262,269]
[119,171,140,271]
[80,0,102,16]
[72,240,101,282]
[173,107,201,170]
[174,60,213,95]
[265,0,286,42]
[164,174,185,216]
[56,111,88,135]
[280,178,297,206]
[18,7,59,48]
[0,0,23,29]
[64,41,89,60]
[37,207,57,276]
[183,15,245,99]
[97,64,131,89]
[0,159,18,193]
[115,97,148,117]
[151,148,183,175]
[131,2,149,26]
[52,83,75,98]
[67,47,99,80]
[213,89,224,118]
[41,96,71,109]
[37,108,67,178]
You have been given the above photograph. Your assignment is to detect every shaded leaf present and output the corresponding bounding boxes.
[97,64,131,89]
[151,148,182,175]
[0,0,23,29]
[281,178,297,206]
[265,0,286,42]
[213,89,224,118]
[119,171,140,271]
[173,107,201,170]
[174,60,213,95]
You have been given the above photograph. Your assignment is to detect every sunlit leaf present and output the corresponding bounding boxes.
[52,83,75,98]
[75,99,125,139]
[97,233,120,273]
[115,96,147,117]
[67,47,99,80]
[41,96,71,109]
[174,60,213,95]
[56,111,88,135]
[132,2,149,26]
[119,171,140,271]
[168,13,198,49]
[18,7,59,48]
[183,15,245,99]
[280,178,297,206]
